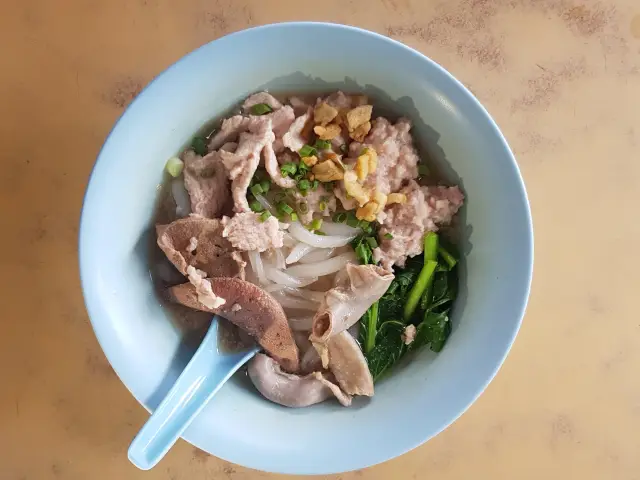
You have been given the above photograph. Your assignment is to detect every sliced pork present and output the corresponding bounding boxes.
[156,215,245,279]
[219,116,274,212]
[222,212,284,252]
[263,139,295,188]
[248,354,351,407]
[208,115,250,151]
[182,150,233,219]
[269,106,295,153]
[242,92,283,111]
[313,331,374,397]
[169,278,299,372]
[374,180,464,269]
[282,109,312,153]
[310,263,394,343]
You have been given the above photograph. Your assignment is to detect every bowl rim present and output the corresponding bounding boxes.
[79,21,534,474]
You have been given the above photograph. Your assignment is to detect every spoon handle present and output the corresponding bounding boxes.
[128,316,258,470]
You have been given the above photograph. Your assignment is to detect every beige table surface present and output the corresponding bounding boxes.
[2,0,639,478]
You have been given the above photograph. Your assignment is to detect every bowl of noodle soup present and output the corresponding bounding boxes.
[79,22,533,474]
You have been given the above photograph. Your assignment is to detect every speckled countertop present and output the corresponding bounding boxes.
[2,0,639,478]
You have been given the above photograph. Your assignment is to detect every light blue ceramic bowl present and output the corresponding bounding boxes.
[79,23,533,475]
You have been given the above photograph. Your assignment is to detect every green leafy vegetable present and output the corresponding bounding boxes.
[346,211,360,228]
[250,103,273,115]
[361,301,380,353]
[358,232,459,382]
[410,311,451,352]
[403,260,437,321]
[417,232,439,311]
[351,232,378,265]
[424,232,439,262]
[191,136,207,156]
[365,321,406,381]
[366,237,378,249]
[438,245,458,269]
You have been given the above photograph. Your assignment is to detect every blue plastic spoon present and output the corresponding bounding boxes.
[128,315,260,470]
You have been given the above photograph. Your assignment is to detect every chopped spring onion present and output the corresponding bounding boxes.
[250,103,273,115]
[165,157,184,177]
[290,212,299,222]
[254,193,277,215]
[312,179,320,190]
[297,179,311,191]
[333,212,347,223]
[319,201,327,211]
[278,202,294,215]
[259,179,271,194]
[250,184,264,196]
[315,230,326,235]
[281,163,298,177]
[297,161,310,173]
[260,211,272,222]
[418,164,430,176]
[250,200,264,213]
[298,201,309,214]
[191,136,207,155]
[366,237,378,249]
[298,145,317,157]
[309,218,323,231]
[384,232,394,240]
[314,139,331,150]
